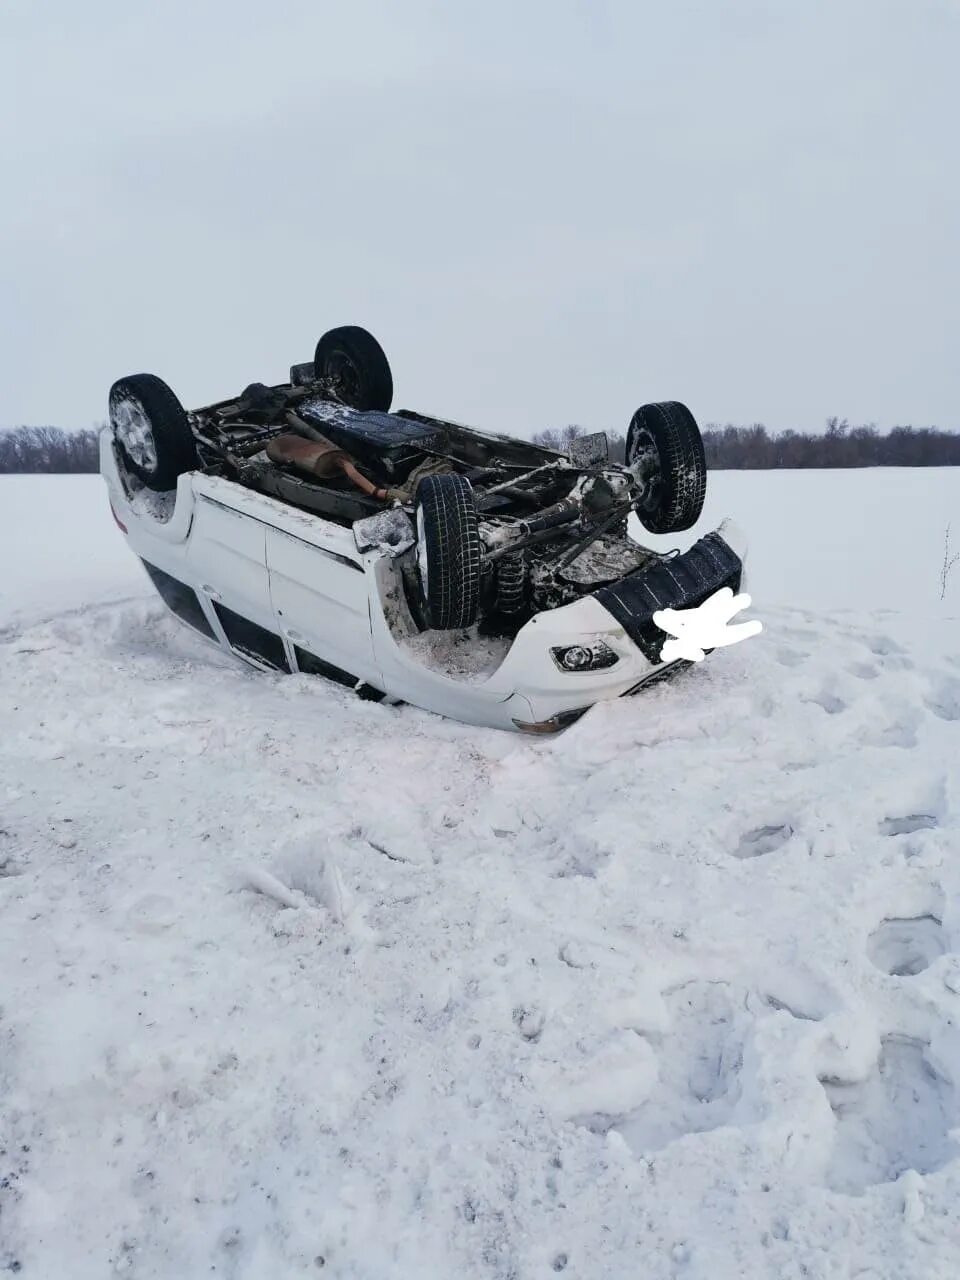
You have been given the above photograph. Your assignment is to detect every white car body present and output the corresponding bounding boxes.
[101,430,747,732]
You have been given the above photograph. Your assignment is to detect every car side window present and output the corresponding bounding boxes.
[293,645,358,689]
[212,601,290,672]
[293,647,384,701]
[140,559,216,641]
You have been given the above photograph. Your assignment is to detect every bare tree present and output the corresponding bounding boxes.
[0,426,100,473]
[940,525,959,601]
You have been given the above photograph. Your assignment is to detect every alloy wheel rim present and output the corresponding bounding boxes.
[630,426,663,512]
[113,395,157,469]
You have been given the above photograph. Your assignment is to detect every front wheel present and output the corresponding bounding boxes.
[108,373,197,492]
[414,474,481,630]
[626,401,706,534]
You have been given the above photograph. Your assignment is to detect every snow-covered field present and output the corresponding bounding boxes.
[1,470,959,1279]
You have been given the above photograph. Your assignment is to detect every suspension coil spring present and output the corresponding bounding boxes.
[495,554,527,615]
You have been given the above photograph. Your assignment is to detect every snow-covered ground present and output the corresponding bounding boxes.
[1,469,959,1279]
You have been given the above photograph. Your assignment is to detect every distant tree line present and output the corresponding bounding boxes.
[534,419,960,468]
[700,419,960,468]
[0,426,100,473]
[1,419,959,473]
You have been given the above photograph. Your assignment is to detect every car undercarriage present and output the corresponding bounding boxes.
[184,383,692,637]
[108,325,711,641]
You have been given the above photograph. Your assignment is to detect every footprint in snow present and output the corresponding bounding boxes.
[759,966,838,1022]
[867,917,946,976]
[866,635,908,658]
[820,1036,959,1193]
[735,823,794,859]
[879,814,938,837]
[848,661,880,681]
[776,647,805,668]
[126,893,179,934]
[514,1006,545,1042]
[925,677,960,723]
[864,710,921,749]
[763,994,822,1022]
[613,981,749,1154]
[805,690,847,716]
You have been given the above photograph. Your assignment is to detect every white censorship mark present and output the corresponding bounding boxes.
[653,587,762,664]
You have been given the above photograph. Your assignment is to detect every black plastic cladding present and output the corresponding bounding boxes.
[593,533,743,662]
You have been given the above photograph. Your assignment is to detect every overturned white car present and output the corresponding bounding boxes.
[101,325,747,732]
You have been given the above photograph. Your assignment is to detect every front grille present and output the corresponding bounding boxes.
[593,532,742,662]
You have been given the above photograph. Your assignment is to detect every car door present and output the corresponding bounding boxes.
[187,498,289,671]
[265,524,382,691]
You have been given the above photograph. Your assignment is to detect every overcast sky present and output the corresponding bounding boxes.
[1,0,957,437]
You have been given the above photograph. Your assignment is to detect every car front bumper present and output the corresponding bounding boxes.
[491,527,746,730]
[592,530,743,661]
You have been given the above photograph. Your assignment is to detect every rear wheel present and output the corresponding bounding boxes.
[414,474,481,629]
[627,401,706,533]
[314,326,393,412]
[108,373,197,492]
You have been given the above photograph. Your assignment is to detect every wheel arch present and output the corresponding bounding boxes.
[100,427,198,545]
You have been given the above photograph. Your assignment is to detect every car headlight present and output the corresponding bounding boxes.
[550,641,619,673]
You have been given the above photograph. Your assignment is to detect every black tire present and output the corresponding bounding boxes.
[626,401,706,534]
[108,373,197,492]
[314,326,393,412]
[414,474,482,630]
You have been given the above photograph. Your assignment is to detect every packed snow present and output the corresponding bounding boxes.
[1,469,959,1279]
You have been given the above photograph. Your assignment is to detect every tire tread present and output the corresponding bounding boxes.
[627,400,706,533]
[314,326,393,412]
[416,474,481,629]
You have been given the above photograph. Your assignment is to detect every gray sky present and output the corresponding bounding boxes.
[1,0,957,437]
